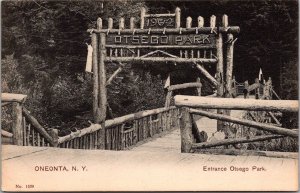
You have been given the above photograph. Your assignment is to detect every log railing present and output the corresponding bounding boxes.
[227,77,278,144]
[57,106,180,150]
[165,80,202,108]
[2,93,180,150]
[175,95,298,156]
[1,93,55,146]
[21,108,55,147]
[231,77,273,99]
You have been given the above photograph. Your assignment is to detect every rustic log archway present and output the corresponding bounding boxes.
[88,7,240,127]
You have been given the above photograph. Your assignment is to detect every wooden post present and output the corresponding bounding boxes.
[198,16,204,27]
[196,77,201,96]
[108,18,113,30]
[22,117,26,145]
[222,15,234,136]
[97,17,102,30]
[224,15,234,98]
[244,80,249,99]
[97,32,107,149]
[264,77,272,99]
[268,77,272,99]
[210,15,216,28]
[98,32,107,123]
[133,120,138,144]
[255,78,260,99]
[175,7,181,28]
[12,102,23,145]
[49,129,58,147]
[120,125,124,149]
[130,17,135,30]
[186,17,192,28]
[215,15,223,95]
[232,76,236,96]
[214,15,224,132]
[214,14,223,95]
[165,91,173,107]
[96,17,107,149]
[140,7,146,29]
[222,14,228,29]
[180,107,193,153]
[119,17,125,30]
[91,31,99,122]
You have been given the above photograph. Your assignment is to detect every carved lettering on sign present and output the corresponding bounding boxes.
[107,34,215,46]
[144,17,175,28]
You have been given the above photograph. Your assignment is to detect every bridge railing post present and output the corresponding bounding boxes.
[255,78,260,99]
[12,102,23,146]
[244,80,249,99]
[49,129,59,147]
[179,107,194,153]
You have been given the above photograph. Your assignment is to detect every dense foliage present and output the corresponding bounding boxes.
[1,0,298,128]
[146,0,298,97]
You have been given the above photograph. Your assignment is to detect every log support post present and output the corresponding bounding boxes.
[121,125,125,149]
[179,107,194,153]
[268,77,272,99]
[98,33,107,123]
[175,7,181,28]
[49,129,59,147]
[223,15,234,136]
[225,33,234,97]
[255,78,260,99]
[140,7,146,29]
[244,80,249,99]
[215,15,224,132]
[12,102,23,145]
[232,76,236,97]
[264,77,272,99]
[91,32,99,122]
[196,77,201,96]
[165,91,173,108]
[91,18,107,149]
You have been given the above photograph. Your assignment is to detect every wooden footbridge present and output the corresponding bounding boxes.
[1,91,298,155]
[1,91,298,191]
[1,7,298,191]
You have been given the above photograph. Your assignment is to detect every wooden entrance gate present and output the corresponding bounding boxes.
[87,7,240,126]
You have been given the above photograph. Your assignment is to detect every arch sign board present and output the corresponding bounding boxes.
[106,34,215,46]
[88,7,239,64]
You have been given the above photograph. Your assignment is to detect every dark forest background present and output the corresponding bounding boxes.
[1,0,298,128]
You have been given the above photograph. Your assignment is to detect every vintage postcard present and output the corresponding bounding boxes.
[1,0,298,191]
